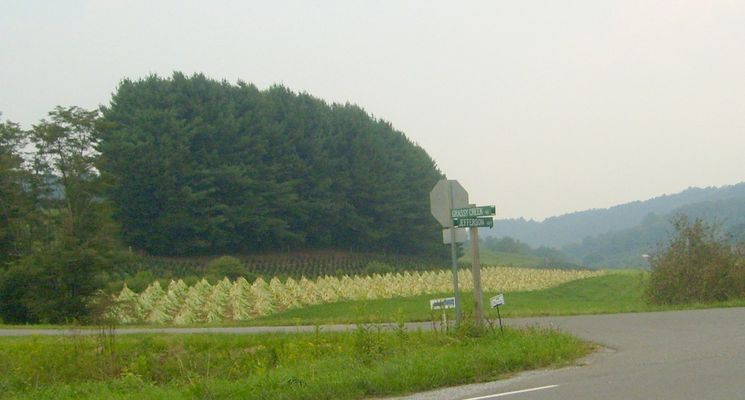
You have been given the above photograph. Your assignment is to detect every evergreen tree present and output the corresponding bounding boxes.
[99,73,446,257]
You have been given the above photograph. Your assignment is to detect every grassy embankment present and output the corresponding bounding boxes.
[247,270,745,326]
[0,326,590,400]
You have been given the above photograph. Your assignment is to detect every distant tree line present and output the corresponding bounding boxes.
[563,197,745,268]
[485,184,745,269]
[489,183,745,251]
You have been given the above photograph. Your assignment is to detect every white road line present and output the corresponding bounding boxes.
[461,385,559,400]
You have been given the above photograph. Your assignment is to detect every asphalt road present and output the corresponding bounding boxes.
[393,308,745,400]
[3,308,745,399]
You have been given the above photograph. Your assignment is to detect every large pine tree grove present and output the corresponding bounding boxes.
[99,73,446,257]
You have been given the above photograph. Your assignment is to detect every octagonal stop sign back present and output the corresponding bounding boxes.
[430,179,469,228]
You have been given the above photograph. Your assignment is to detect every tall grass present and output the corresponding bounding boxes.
[0,327,591,399]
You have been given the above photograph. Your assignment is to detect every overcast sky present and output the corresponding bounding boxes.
[2,1,744,220]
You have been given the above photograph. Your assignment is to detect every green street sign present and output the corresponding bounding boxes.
[451,205,496,218]
[453,217,493,228]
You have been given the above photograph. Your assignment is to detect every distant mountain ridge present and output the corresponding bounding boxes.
[562,194,745,267]
[487,182,745,249]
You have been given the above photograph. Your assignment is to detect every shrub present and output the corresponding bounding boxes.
[207,256,246,281]
[646,215,742,304]
[1,244,104,324]
[0,264,39,323]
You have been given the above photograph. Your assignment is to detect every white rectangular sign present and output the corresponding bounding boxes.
[442,228,468,244]
[430,297,456,310]
[490,294,505,308]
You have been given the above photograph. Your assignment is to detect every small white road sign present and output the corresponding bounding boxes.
[430,297,456,310]
[490,294,505,308]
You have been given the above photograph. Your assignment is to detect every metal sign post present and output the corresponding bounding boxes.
[431,181,497,328]
[490,294,505,334]
[430,179,468,326]
[447,184,462,325]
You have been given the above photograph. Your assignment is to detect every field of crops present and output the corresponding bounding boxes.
[113,251,448,283]
[109,267,603,324]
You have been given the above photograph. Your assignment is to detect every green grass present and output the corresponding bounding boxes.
[245,270,745,326]
[0,327,591,399]
[459,248,544,267]
[246,271,637,326]
[497,269,650,316]
[499,269,745,316]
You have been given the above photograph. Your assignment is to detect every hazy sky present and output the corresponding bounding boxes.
[2,1,744,220]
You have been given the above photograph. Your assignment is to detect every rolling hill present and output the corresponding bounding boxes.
[485,182,745,268]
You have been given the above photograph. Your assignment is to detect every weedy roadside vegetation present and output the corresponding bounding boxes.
[0,320,590,400]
